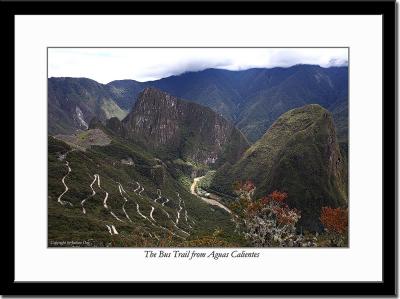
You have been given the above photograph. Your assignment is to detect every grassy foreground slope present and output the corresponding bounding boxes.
[48,132,243,247]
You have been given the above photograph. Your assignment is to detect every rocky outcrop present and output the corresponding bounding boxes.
[106,117,124,136]
[118,88,249,166]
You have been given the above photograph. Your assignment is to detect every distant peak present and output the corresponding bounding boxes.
[141,87,166,96]
[106,79,141,85]
[135,87,178,106]
[126,88,179,115]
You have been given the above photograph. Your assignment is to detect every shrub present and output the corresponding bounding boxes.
[320,206,348,246]
[231,183,316,247]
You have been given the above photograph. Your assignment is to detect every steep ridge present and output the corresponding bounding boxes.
[51,65,347,142]
[111,88,249,166]
[123,66,348,142]
[107,79,146,111]
[48,77,128,135]
[235,65,348,142]
[210,104,348,231]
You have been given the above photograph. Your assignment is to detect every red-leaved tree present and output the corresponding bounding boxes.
[231,182,316,247]
[320,207,348,246]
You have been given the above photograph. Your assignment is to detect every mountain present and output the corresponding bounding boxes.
[49,65,348,143]
[48,123,242,247]
[109,65,348,142]
[329,98,348,143]
[107,79,146,111]
[209,104,348,232]
[235,65,348,142]
[149,69,244,122]
[107,87,249,167]
[48,77,128,135]
[47,75,349,246]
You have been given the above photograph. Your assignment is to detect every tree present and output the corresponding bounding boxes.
[320,207,348,246]
[231,182,316,247]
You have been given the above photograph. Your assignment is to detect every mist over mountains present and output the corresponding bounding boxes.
[48,64,348,247]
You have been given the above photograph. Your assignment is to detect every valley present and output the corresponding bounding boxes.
[48,126,241,247]
[49,65,348,143]
[48,65,348,247]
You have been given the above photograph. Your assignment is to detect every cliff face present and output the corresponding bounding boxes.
[48,77,128,135]
[210,104,347,231]
[118,88,249,166]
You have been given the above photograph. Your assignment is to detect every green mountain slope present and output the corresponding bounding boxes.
[48,129,242,247]
[329,98,348,143]
[151,66,348,142]
[235,66,348,142]
[107,79,146,111]
[51,66,347,143]
[48,77,128,135]
[210,104,348,232]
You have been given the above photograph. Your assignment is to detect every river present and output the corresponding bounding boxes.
[190,176,231,214]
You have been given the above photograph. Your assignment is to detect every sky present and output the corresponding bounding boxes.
[48,48,348,84]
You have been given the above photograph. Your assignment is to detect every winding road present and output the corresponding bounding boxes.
[106,224,119,235]
[95,174,109,209]
[171,220,190,236]
[154,189,161,203]
[133,182,141,192]
[150,207,156,221]
[57,161,73,207]
[105,224,113,235]
[175,193,182,224]
[118,183,133,222]
[59,167,192,240]
[111,225,119,235]
[162,197,169,206]
[133,181,153,222]
[81,175,98,214]
[110,211,124,222]
[138,186,145,196]
[95,175,123,222]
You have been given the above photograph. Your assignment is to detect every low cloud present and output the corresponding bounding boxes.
[48,48,348,83]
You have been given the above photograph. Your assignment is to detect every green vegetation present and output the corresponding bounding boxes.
[48,77,128,135]
[49,66,348,143]
[210,105,348,232]
[197,171,216,190]
[48,130,243,247]
[48,69,348,246]
[101,98,128,120]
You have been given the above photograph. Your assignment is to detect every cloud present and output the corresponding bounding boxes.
[48,48,348,84]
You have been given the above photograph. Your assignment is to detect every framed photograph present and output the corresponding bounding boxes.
[4,0,396,296]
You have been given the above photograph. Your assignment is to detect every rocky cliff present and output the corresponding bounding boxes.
[114,88,249,166]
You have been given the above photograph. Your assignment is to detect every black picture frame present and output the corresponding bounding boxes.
[2,0,396,296]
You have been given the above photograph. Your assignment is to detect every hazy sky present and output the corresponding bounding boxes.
[48,48,348,84]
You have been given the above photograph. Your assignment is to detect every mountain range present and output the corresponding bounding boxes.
[48,65,349,246]
[49,64,348,143]
[49,87,251,246]
[48,77,127,134]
